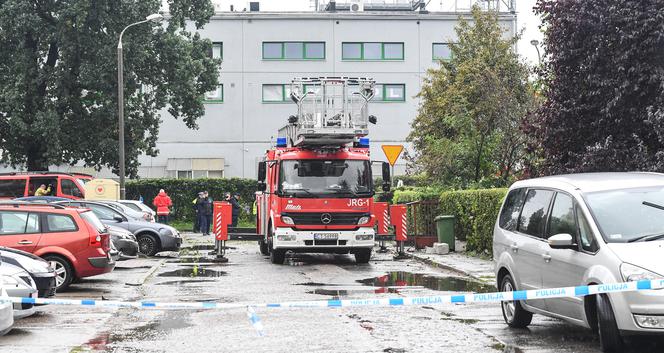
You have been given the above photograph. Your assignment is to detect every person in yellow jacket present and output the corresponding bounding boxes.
[34,184,51,196]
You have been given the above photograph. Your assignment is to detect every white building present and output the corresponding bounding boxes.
[2,1,517,180]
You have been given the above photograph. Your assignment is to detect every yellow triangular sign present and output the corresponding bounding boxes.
[382,145,404,166]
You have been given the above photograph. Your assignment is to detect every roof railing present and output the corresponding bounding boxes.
[0,201,67,209]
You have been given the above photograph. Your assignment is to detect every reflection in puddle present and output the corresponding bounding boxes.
[358,272,495,293]
[157,268,226,278]
[155,279,216,286]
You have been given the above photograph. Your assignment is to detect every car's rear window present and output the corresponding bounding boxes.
[80,211,107,234]
[0,179,26,198]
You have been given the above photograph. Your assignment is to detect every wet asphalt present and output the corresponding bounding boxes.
[0,234,662,353]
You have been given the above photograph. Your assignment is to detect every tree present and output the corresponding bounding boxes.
[0,0,219,175]
[408,7,536,188]
[527,0,664,174]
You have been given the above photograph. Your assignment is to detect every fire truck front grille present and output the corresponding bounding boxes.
[284,213,368,225]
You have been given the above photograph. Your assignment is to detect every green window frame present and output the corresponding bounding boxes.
[262,42,326,60]
[374,84,406,102]
[204,84,224,103]
[341,42,404,61]
[262,84,292,103]
[432,42,452,61]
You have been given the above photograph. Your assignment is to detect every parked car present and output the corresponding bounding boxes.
[493,172,664,352]
[56,201,181,256]
[0,172,92,200]
[14,196,71,203]
[0,247,56,298]
[119,200,156,220]
[0,203,114,291]
[0,260,37,319]
[96,200,154,222]
[106,225,139,260]
[0,284,13,336]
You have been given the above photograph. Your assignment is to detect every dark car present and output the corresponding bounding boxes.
[107,225,139,260]
[14,196,70,203]
[56,201,181,256]
[0,247,57,298]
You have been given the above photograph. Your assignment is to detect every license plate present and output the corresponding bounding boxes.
[314,233,339,240]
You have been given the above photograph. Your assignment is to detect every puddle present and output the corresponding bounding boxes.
[357,272,495,293]
[155,279,216,286]
[157,268,227,278]
[180,244,215,251]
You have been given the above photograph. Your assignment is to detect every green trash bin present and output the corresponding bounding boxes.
[434,215,455,251]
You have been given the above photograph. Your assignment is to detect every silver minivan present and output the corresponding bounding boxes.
[493,172,664,352]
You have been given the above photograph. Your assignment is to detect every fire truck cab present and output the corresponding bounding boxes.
[255,77,391,264]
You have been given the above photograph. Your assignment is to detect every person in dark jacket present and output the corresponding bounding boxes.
[204,191,213,233]
[230,193,241,228]
[195,192,212,235]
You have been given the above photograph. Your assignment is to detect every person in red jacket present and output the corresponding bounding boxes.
[153,189,173,224]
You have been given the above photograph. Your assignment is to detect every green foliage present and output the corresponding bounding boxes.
[527,0,664,174]
[125,178,257,222]
[439,188,507,254]
[408,6,536,187]
[0,1,219,173]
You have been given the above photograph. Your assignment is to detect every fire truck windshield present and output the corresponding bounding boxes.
[279,160,373,198]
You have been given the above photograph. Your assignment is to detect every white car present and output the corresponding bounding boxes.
[0,270,14,336]
[119,200,156,221]
[0,261,37,319]
[493,172,664,352]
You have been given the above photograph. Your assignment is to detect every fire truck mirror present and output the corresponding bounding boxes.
[257,161,267,182]
[257,181,267,192]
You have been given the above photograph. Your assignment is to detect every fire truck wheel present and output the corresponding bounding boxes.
[354,249,372,264]
[270,248,286,264]
[259,239,269,256]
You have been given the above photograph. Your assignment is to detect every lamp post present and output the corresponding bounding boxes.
[530,39,542,64]
[117,13,163,199]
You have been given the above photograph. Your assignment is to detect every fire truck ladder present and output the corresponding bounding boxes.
[278,77,375,148]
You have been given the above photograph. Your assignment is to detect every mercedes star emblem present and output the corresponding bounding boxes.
[321,213,332,224]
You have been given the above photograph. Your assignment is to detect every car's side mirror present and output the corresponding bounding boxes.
[113,215,124,223]
[548,233,577,249]
[382,162,391,192]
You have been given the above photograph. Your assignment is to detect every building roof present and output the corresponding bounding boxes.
[204,11,516,21]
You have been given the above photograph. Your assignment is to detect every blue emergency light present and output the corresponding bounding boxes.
[357,137,370,148]
[276,137,287,147]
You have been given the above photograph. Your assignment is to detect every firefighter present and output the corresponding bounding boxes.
[34,184,52,196]
[195,192,212,235]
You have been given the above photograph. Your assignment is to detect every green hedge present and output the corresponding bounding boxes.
[439,188,507,255]
[393,187,507,255]
[125,178,257,222]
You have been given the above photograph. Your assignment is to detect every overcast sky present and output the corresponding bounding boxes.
[203,0,543,65]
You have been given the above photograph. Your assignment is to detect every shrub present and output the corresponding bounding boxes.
[439,188,507,254]
[125,178,257,223]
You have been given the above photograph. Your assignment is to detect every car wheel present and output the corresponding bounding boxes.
[137,234,159,256]
[500,274,533,328]
[259,239,269,256]
[597,294,623,352]
[43,255,73,292]
[354,249,372,263]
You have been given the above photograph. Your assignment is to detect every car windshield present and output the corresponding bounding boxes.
[585,186,664,243]
[279,160,372,198]
[80,210,108,234]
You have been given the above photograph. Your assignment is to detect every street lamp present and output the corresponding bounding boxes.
[117,13,163,199]
[530,39,541,64]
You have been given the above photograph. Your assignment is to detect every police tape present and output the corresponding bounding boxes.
[2,279,663,310]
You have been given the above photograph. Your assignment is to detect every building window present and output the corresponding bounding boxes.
[262,42,325,60]
[374,84,406,102]
[262,84,292,103]
[342,42,404,61]
[433,43,452,60]
[205,84,223,103]
[209,42,223,60]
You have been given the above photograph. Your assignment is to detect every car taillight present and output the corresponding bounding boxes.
[101,233,110,252]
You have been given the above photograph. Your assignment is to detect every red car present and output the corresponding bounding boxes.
[0,203,114,291]
[0,172,92,200]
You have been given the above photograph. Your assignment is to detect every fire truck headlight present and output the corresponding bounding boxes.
[355,233,374,241]
[277,234,296,241]
[357,216,370,225]
[281,216,294,225]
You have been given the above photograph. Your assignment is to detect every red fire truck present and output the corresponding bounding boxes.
[255,77,391,264]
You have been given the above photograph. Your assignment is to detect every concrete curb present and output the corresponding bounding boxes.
[406,252,496,285]
[125,258,167,286]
